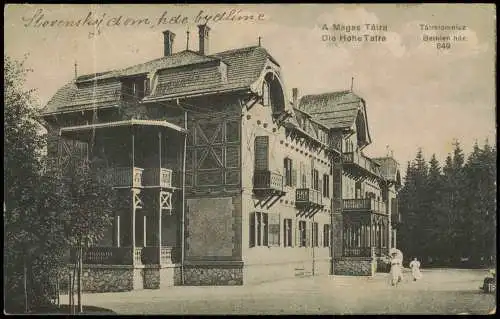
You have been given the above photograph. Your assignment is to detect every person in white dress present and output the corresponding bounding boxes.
[409,257,422,281]
[390,252,403,286]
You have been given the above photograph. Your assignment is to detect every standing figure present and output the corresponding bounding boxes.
[390,252,403,286]
[409,257,422,281]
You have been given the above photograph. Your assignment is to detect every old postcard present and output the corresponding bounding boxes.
[4,3,496,315]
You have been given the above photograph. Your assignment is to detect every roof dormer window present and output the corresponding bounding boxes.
[122,77,146,100]
[262,80,271,107]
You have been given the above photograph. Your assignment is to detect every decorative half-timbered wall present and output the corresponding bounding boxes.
[185,113,241,190]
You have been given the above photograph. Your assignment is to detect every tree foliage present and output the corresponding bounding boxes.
[4,55,116,313]
[398,140,497,267]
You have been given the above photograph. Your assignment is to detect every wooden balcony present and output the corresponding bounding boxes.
[71,246,177,265]
[392,212,402,225]
[343,152,381,180]
[143,168,173,188]
[343,198,387,215]
[141,246,176,264]
[295,188,323,208]
[253,170,285,196]
[343,247,372,257]
[97,166,143,188]
[71,247,134,265]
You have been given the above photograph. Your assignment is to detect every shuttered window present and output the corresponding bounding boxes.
[323,224,330,247]
[254,136,269,171]
[295,219,300,247]
[300,162,307,188]
[283,218,292,247]
[256,213,262,246]
[250,212,273,247]
[312,222,319,247]
[312,169,319,191]
[269,214,280,246]
[284,158,293,186]
[249,212,255,247]
[299,221,307,247]
[263,213,268,246]
[323,174,330,198]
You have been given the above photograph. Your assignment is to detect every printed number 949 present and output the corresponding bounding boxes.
[437,43,451,49]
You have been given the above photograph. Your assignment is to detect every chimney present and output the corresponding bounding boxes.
[292,88,298,108]
[198,24,210,55]
[163,30,176,56]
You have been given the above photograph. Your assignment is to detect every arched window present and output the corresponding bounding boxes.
[262,81,271,107]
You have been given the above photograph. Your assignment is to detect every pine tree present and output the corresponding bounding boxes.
[424,154,445,263]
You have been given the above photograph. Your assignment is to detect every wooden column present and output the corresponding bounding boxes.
[131,129,136,249]
[181,111,187,284]
[369,216,373,248]
[115,214,120,247]
[143,215,147,247]
[158,131,162,263]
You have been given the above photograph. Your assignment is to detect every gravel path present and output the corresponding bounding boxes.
[58,268,496,315]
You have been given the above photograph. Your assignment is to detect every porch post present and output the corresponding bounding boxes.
[131,128,136,249]
[115,214,121,247]
[143,215,147,247]
[158,131,162,264]
[181,111,188,284]
[393,229,397,249]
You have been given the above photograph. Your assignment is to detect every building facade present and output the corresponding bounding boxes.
[41,25,402,292]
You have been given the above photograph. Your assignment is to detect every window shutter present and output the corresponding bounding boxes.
[294,219,299,247]
[249,212,256,247]
[299,162,304,188]
[304,222,312,247]
[291,167,297,187]
[254,136,269,171]
[319,224,323,247]
[269,213,280,246]
[319,176,323,197]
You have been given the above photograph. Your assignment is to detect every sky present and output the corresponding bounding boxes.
[4,4,497,172]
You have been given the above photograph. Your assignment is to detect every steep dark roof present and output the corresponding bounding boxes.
[298,91,364,130]
[372,157,400,182]
[43,46,276,115]
[84,50,221,82]
[211,46,272,90]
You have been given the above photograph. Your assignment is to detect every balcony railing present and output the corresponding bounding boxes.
[141,246,175,264]
[295,188,323,207]
[143,168,173,188]
[134,247,143,265]
[97,166,143,188]
[343,152,381,177]
[71,247,134,265]
[253,170,284,194]
[343,247,372,257]
[71,246,177,265]
[392,212,402,224]
[343,198,387,214]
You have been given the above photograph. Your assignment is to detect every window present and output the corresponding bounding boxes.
[312,222,319,247]
[312,169,319,191]
[283,218,292,247]
[250,212,272,247]
[284,158,293,186]
[268,214,280,246]
[323,224,330,247]
[300,162,307,188]
[262,81,271,106]
[263,213,268,246]
[299,221,307,247]
[323,174,330,198]
[256,213,262,246]
[249,213,255,247]
[254,136,269,171]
